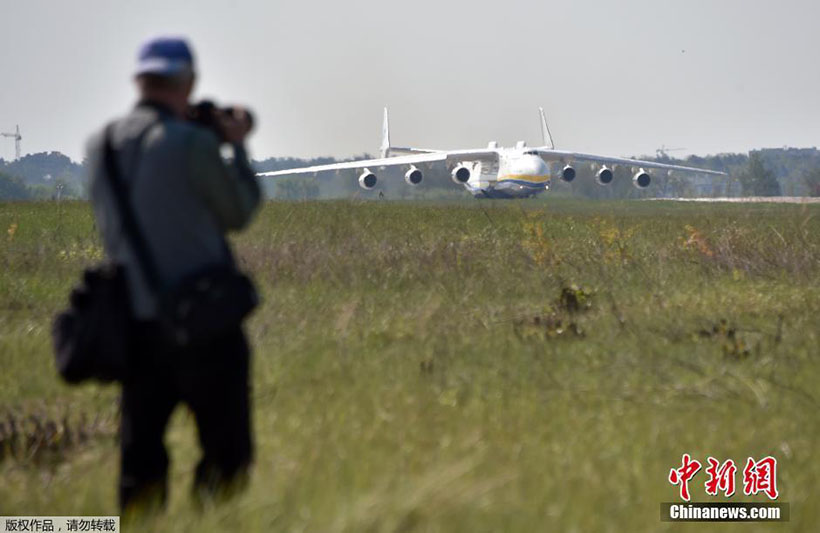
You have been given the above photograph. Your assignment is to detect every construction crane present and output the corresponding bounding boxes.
[1,125,22,160]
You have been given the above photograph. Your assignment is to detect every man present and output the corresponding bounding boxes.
[87,36,260,512]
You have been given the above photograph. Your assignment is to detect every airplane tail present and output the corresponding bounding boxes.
[539,107,555,149]
[379,108,440,156]
[380,107,390,158]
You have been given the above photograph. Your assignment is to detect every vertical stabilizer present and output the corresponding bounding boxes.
[539,107,554,149]
[380,107,391,158]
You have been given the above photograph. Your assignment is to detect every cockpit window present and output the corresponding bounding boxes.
[523,150,539,155]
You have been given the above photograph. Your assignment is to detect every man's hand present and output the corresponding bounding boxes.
[217,107,253,145]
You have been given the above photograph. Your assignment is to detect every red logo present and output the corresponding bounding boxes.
[743,456,779,500]
[704,457,737,497]
[668,454,702,501]
[669,455,779,501]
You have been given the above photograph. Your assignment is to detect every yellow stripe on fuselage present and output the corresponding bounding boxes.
[498,174,551,184]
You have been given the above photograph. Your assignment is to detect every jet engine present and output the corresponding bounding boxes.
[451,165,471,184]
[632,169,651,188]
[595,166,614,185]
[358,169,377,190]
[561,165,576,182]
[405,166,423,185]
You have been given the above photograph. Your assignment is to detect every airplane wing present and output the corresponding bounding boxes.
[256,149,498,177]
[536,149,727,176]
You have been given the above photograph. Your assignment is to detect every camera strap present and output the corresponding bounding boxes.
[102,120,166,294]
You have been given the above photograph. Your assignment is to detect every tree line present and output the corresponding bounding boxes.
[2,147,819,201]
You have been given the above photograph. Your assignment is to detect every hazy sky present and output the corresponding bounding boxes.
[1,0,818,162]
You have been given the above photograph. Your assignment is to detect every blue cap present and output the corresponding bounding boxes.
[135,36,195,77]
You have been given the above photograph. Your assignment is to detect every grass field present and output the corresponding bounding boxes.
[1,198,818,532]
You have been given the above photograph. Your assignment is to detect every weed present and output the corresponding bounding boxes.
[698,319,752,360]
[557,283,594,314]
[7,222,18,242]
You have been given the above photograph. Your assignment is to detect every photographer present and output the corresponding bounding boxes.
[86,36,260,512]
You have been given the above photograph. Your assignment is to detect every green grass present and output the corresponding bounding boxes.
[1,199,819,532]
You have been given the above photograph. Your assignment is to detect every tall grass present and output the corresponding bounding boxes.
[1,199,818,531]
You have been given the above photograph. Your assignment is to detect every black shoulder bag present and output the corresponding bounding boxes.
[51,124,148,383]
[53,122,259,384]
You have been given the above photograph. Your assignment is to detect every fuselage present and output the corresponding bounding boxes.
[463,149,551,199]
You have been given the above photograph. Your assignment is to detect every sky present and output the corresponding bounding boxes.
[0,0,818,163]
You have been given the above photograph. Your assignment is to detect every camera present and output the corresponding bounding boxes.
[186,100,255,143]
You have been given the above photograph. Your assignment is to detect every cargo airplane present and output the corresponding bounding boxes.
[257,108,726,199]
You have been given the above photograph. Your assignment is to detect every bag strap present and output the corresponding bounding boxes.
[102,122,165,293]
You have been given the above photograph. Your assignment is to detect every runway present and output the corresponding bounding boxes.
[649,197,820,204]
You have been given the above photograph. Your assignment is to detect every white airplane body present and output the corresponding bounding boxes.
[257,108,726,199]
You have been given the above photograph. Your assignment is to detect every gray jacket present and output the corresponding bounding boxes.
[87,102,261,319]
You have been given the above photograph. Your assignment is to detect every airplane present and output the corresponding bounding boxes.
[257,108,727,199]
